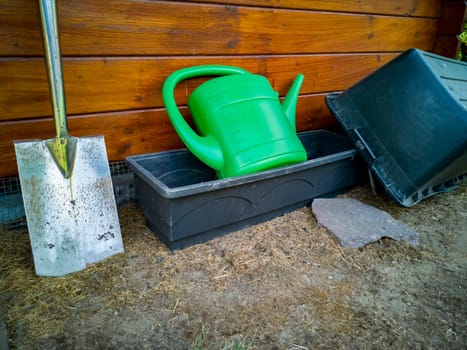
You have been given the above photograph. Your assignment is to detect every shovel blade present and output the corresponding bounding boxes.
[14,135,124,277]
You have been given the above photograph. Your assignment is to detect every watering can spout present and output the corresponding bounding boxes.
[282,74,304,132]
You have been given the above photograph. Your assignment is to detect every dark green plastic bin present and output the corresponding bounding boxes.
[326,48,467,207]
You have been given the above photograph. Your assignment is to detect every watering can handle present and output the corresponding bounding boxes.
[162,65,249,171]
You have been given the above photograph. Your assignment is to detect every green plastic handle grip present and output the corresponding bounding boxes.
[162,65,249,171]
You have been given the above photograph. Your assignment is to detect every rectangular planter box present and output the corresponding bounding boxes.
[126,130,357,249]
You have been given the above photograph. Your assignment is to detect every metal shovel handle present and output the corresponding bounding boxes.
[39,0,68,139]
[39,0,77,178]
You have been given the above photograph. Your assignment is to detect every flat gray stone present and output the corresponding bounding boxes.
[312,198,419,248]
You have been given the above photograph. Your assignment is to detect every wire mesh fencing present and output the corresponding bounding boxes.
[0,161,135,229]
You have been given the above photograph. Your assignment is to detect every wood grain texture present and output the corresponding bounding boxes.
[432,36,461,58]
[1,0,438,56]
[0,0,454,178]
[0,53,396,120]
[433,0,465,57]
[182,0,442,17]
[0,94,336,177]
[436,0,466,35]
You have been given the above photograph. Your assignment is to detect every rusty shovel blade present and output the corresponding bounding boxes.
[14,136,124,276]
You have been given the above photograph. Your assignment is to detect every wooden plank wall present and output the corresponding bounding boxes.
[0,0,445,177]
[433,0,467,58]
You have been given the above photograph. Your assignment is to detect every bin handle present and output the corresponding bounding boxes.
[353,129,377,161]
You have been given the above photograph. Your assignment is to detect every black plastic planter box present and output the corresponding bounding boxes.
[126,130,357,249]
[326,48,467,207]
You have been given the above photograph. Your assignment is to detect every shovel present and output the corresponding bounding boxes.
[13,0,124,276]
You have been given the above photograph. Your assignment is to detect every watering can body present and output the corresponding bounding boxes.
[163,65,307,178]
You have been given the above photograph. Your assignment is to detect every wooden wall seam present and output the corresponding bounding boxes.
[181,0,442,17]
[0,53,398,120]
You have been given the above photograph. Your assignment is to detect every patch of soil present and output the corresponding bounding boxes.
[1,181,466,349]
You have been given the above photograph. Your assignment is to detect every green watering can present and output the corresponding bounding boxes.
[162,65,307,178]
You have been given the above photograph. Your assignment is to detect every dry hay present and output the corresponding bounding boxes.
[0,180,466,349]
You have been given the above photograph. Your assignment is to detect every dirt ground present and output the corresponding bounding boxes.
[0,180,466,350]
